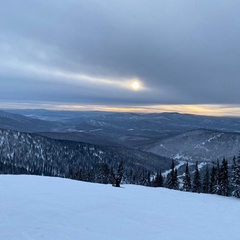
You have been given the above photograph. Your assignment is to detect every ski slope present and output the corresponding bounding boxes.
[0,175,239,240]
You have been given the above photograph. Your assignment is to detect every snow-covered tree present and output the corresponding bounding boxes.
[231,154,240,198]
[212,161,222,195]
[209,165,217,194]
[219,159,229,196]
[182,163,191,192]
[96,163,111,184]
[166,160,178,190]
[192,162,201,193]
[202,165,210,194]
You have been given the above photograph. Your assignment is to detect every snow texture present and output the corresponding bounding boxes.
[0,175,239,240]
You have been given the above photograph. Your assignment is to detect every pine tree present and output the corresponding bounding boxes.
[231,154,240,198]
[166,160,178,190]
[173,169,179,190]
[154,171,164,187]
[213,161,222,195]
[202,165,210,194]
[209,165,217,194]
[96,163,110,184]
[115,161,123,187]
[166,160,174,189]
[138,170,148,186]
[182,163,191,192]
[219,159,229,196]
[192,162,201,193]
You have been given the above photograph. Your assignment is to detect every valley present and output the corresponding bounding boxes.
[3,109,240,160]
[0,109,240,188]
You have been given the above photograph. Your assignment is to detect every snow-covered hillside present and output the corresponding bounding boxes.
[0,128,171,180]
[1,175,239,240]
[146,129,240,162]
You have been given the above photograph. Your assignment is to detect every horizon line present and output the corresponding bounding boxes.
[1,102,240,117]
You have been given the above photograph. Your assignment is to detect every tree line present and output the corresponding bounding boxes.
[0,154,152,188]
[0,145,240,197]
[161,156,240,198]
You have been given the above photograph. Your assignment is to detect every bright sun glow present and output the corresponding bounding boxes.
[131,81,140,90]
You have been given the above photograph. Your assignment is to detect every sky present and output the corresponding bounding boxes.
[1,0,240,116]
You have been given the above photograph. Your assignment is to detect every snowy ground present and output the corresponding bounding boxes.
[0,175,239,240]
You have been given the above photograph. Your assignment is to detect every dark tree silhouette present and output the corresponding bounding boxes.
[166,160,178,190]
[219,159,229,196]
[182,163,191,192]
[202,165,210,194]
[154,171,164,187]
[231,154,240,198]
[192,162,201,193]
[115,161,124,187]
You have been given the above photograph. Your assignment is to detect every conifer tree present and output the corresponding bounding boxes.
[182,163,191,192]
[231,154,240,198]
[138,170,149,186]
[192,161,201,193]
[209,165,217,194]
[173,169,179,190]
[115,161,123,187]
[202,165,210,194]
[166,160,174,189]
[154,171,163,187]
[219,159,229,196]
[96,163,110,184]
[213,161,222,195]
[166,160,179,190]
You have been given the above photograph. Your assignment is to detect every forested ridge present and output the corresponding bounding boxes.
[0,128,170,185]
[0,128,240,198]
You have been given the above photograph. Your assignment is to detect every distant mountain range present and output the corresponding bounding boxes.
[4,109,240,149]
[0,110,61,132]
[0,109,240,168]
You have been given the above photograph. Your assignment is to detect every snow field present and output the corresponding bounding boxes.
[0,175,239,240]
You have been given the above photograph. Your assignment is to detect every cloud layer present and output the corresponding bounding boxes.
[1,0,240,108]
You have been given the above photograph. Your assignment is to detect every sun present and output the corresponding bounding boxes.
[131,81,140,91]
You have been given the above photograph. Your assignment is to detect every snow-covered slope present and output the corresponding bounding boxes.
[1,175,239,240]
[0,128,172,179]
[146,129,240,162]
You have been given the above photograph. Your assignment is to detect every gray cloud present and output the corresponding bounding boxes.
[1,0,240,107]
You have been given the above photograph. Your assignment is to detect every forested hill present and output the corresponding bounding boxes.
[0,128,172,184]
[146,129,240,162]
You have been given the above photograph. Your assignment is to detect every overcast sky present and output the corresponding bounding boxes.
[1,0,240,115]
